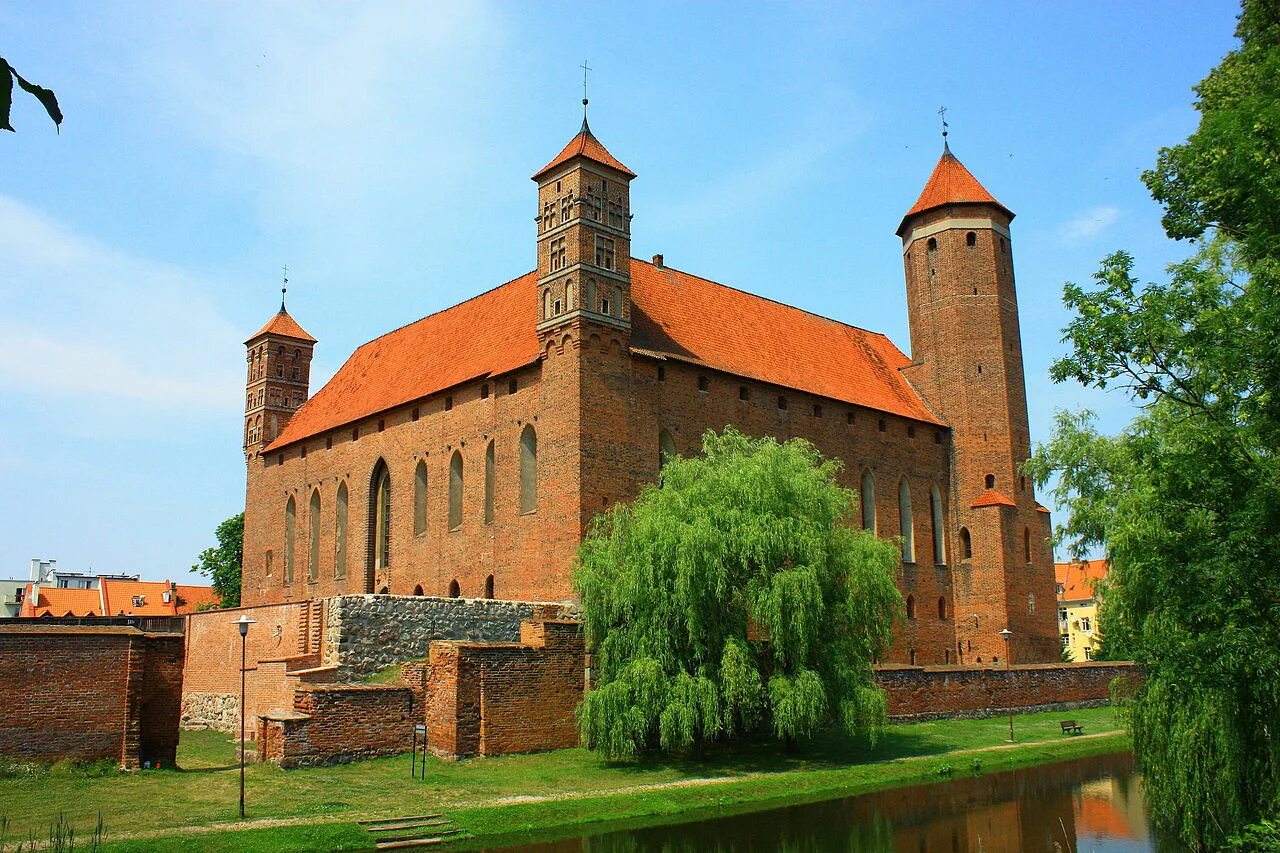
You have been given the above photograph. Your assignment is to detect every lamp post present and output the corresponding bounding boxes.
[234,614,256,819]
[999,627,1013,742]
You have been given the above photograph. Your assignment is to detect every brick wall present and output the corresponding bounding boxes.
[877,661,1136,721]
[0,625,184,768]
[258,684,417,768]
[426,619,584,758]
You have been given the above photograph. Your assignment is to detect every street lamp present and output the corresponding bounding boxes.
[998,627,1013,742]
[234,614,256,819]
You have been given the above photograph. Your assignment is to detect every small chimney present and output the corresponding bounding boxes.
[652,253,664,269]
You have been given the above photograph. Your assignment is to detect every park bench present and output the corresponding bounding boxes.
[1060,720,1084,735]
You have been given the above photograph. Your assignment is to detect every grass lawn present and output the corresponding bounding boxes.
[0,706,1127,852]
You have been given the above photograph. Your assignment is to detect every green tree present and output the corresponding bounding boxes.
[193,513,244,608]
[574,428,902,760]
[1028,3,1280,846]
[1,57,62,133]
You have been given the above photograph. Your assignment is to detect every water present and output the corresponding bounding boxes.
[484,752,1184,852]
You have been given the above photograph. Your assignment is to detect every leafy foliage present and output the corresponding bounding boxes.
[0,57,62,133]
[1027,3,1280,846]
[574,428,902,759]
[193,513,243,608]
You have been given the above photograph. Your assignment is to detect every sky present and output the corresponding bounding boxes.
[0,1,1241,583]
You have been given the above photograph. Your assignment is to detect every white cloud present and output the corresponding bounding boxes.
[1060,205,1120,243]
[0,195,241,410]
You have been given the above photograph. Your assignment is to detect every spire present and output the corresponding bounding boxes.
[280,264,288,312]
[246,269,316,344]
[896,143,1012,236]
[532,122,635,182]
[580,59,591,133]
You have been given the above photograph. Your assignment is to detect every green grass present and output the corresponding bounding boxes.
[362,662,403,685]
[0,706,1126,851]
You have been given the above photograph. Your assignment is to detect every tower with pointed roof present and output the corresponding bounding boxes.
[898,142,1058,664]
[243,300,316,458]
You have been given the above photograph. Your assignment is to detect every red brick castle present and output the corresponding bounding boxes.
[239,120,1060,665]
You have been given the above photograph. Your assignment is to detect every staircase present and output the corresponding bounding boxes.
[358,814,471,849]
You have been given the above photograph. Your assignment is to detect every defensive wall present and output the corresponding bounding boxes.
[0,624,184,768]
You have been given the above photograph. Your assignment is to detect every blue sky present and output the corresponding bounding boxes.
[0,1,1240,583]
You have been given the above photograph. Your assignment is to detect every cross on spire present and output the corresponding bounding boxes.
[281,265,288,312]
[580,60,592,129]
[938,105,950,152]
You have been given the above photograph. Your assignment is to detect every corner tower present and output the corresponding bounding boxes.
[531,116,635,340]
[898,143,1059,664]
[243,298,315,458]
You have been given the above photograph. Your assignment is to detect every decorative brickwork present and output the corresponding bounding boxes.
[0,625,184,768]
[425,620,585,759]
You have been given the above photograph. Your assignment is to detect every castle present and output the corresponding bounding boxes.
[238,117,1060,666]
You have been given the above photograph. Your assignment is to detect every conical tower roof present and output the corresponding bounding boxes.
[896,143,1012,235]
[532,119,635,182]
[246,307,316,344]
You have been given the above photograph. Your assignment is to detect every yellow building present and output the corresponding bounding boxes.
[1055,559,1108,661]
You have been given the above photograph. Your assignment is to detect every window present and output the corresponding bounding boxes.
[292,367,300,380]
[520,424,538,513]
[778,395,788,411]
[1024,527,1032,562]
[907,425,915,438]
[600,293,611,315]
[481,383,490,400]
[934,430,942,444]
[414,460,428,536]
[927,237,938,251]
[878,418,886,432]
[553,299,562,315]
[906,595,916,619]
[1027,593,1036,615]
[847,412,855,425]
[966,231,977,247]
[449,451,464,530]
[566,280,575,310]
[543,288,552,319]
[411,408,419,422]
[931,485,946,564]
[448,579,460,598]
[352,427,359,442]
[335,481,348,578]
[586,280,596,313]
[550,237,567,271]
[612,286,623,318]
[698,375,709,392]
[484,441,495,524]
[960,527,973,560]
[445,396,453,411]
[284,496,296,583]
[485,575,495,599]
[508,377,518,395]
[898,478,914,561]
[860,470,876,532]
[276,364,284,378]
[595,235,615,270]
[414,584,424,596]
[372,462,392,572]
[739,385,750,401]
[327,436,333,449]
[308,490,321,582]
[657,365,665,381]
[909,649,917,665]
[1081,616,1092,633]
[938,597,947,620]
[813,404,823,418]
[659,429,677,473]
[984,473,996,489]
[378,419,385,432]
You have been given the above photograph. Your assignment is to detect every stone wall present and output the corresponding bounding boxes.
[323,594,572,678]
[0,625,184,768]
[877,661,1136,721]
[426,619,584,759]
[257,684,417,768]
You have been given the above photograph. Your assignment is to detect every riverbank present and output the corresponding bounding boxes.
[0,706,1126,852]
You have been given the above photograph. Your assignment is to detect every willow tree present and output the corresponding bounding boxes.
[574,428,902,759]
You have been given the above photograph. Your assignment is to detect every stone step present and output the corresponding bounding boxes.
[373,826,459,843]
[375,830,467,850]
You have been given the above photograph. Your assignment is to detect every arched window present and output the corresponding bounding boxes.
[413,584,424,596]
[449,451,464,530]
[308,490,321,582]
[860,469,876,532]
[565,280,575,310]
[984,473,995,489]
[659,429,677,473]
[484,574,495,599]
[927,237,938,251]
[898,478,914,561]
[542,288,552,319]
[1028,593,1036,615]
[284,496,296,583]
[448,579,460,598]
[966,231,977,247]
[938,597,947,620]
[930,485,946,564]
[612,286,623,318]
[960,527,973,560]
[1024,527,1032,563]
[484,440,496,524]
[370,461,392,579]
[586,280,597,314]
[413,460,428,536]
[906,595,916,619]
[335,481,348,579]
[519,424,537,513]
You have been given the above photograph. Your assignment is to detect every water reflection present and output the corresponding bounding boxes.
[486,752,1183,853]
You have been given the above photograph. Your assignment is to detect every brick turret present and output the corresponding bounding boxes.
[244,301,316,459]
[898,142,1059,664]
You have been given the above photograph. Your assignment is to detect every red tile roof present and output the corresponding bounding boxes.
[1055,559,1108,601]
[532,122,636,181]
[1035,502,1052,513]
[247,309,316,344]
[897,144,1012,235]
[971,488,1016,508]
[267,260,941,451]
[20,579,218,617]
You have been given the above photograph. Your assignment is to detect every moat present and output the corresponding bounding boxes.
[482,751,1182,853]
